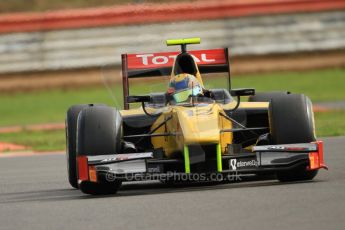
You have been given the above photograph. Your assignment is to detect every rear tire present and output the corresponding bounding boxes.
[268,94,318,181]
[77,105,123,195]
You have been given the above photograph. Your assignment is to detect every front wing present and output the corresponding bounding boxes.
[77,141,327,184]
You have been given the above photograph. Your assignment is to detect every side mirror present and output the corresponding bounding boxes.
[230,88,255,97]
[126,95,151,103]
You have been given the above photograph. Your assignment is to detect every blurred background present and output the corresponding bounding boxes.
[0,0,344,153]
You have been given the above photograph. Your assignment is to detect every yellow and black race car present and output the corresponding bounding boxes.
[65,38,327,195]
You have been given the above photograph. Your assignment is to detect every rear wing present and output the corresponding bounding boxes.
[121,48,231,109]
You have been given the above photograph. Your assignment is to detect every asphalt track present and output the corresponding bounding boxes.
[0,137,344,230]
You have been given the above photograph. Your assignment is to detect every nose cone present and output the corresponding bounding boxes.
[176,104,220,144]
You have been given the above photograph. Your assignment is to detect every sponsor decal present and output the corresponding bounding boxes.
[229,159,259,170]
[267,146,309,151]
[99,153,152,163]
[127,49,226,69]
[267,146,286,150]
[253,144,315,152]
[135,53,215,66]
[101,156,128,163]
[147,166,162,173]
[230,159,237,170]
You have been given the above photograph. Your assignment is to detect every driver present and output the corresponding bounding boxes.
[167,73,203,103]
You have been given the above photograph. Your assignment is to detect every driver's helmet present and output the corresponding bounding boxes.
[168,73,203,103]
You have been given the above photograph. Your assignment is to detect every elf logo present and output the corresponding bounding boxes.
[230,159,237,170]
[229,159,259,170]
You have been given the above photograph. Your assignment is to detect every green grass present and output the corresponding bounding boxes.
[0,129,65,152]
[0,87,120,127]
[315,110,345,137]
[232,68,345,102]
[0,68,344,151]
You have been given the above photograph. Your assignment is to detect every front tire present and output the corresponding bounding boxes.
[77,105,123,195]
[269,94,316,144]
[66,104,88,189]
[66,104,105,189]
[269,94,318,181]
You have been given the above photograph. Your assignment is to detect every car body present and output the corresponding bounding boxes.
[66,38,327,195]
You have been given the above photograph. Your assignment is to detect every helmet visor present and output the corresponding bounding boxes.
[172,86,202,103]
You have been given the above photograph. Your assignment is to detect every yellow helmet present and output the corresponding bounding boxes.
[168,73,203,103]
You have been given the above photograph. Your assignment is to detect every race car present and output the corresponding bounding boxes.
[65,38,327,195]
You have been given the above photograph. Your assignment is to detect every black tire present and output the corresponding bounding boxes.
[66,104,89,189]
[269,94,318,181]
[269,94,316,144]
[66,104,106,189]
[77,105,122,155]
[77,105,123,195]
[248,91,290,102]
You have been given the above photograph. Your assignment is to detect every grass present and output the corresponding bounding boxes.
[231,68,345,102]
[0,129,65,152]
[0,68,344,151]
[0,87,119,127]
[315,110,345,137]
